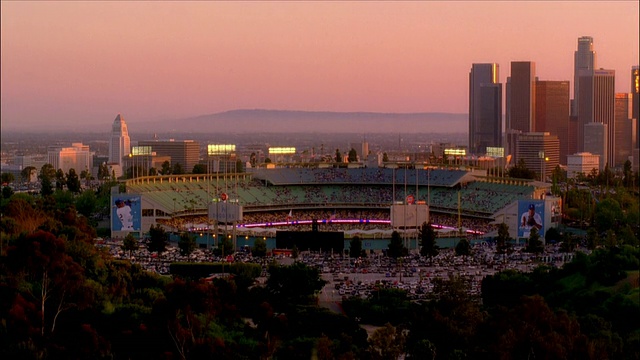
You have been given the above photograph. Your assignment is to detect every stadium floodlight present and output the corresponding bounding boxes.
[485,147,504,158]
[444,148,466,156]
[208,144,236,156]
[268,147,296,155]
[132,146,153,156]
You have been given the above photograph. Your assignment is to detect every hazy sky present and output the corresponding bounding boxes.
[1,1,638,131]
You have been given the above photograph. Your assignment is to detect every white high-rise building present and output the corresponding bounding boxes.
[109,114,131,171]
[47,143,93,175]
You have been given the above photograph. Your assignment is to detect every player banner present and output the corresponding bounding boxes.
[518,200,544,238]
[111,194,142,232]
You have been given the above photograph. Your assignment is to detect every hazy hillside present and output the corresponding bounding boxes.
[140,109,468,134]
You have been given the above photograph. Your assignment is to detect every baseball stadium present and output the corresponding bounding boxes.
[115,167,553,250]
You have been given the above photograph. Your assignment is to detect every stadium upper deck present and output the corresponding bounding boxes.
[250,168,472,187]
[125,168,536,220]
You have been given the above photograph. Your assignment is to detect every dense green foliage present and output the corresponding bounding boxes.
[350,235,363,258]
[419,222,439,258]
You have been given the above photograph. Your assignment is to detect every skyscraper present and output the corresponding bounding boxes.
[535,81,570,164]
[109,114,131,169]
[507,61,536,133]
[633,66,639,150]
[572,36,596,116]
[469,63,502,155]
[583,122,607,171]
[577,69,615,166]
[614,93,635,167]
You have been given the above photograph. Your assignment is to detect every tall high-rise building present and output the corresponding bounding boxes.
[632,66,640,150]
[507,61,536,133]
[572,36,596,116]
[584,122,608,171]
[469,63,502,155]
[535,81,570,164]
[515,132,560,181]
[109,114,131,169]
[577,69,615,166]
[614,93,636,167]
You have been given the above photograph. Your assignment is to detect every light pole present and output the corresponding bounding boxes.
[538,151,549,182]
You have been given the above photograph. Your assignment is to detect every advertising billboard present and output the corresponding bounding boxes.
[518,200,545,238]
[391,204,429,228]
[208,202,243,223]
[111,194,142,232]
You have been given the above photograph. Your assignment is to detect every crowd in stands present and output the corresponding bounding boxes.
[249,167,470,187]
[156,209,498,235]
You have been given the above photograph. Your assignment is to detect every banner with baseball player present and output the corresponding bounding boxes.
[518,200,545,238]
[111,194,142,232]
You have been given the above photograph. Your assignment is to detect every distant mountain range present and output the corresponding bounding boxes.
[141,109,468,134]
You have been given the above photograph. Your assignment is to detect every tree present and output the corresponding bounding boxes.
[266,262,327,308]
[495,222,511,254]
[508,158,536,179]
[367,323,406,360]
[291,244,299,259]
[586,227,600,250]
[1,172,15,184]
[525,227,544,253]
[121,233,139,259]
[192,164,207,174]
[79,168,93,187]
[594,198,623,235]
[2,185,14,199]
[147,224,169,255]
[148,167,158,176]
[66,168,81,193]
[214,235,234,257]
[54,169,66,190]
[419,222,439,258]
[622,160,634,188]
[97,163,110,180]
[178,231,196,256]
[387,231,407,258]
[161,160,172,175]
[172,162,184,175]
[7,231,88,336]
[455,238,471,256]
[252,237,267,257]
[408,339,437,360]
[544,227,561,244]
[348,148,358,162]
[250,152,257,167]
[20,166,37,183]
[39,164,56,196]
[350,236,363,258]
[382,153,389,162]
[334,149,342,163]
[74,189,97,218]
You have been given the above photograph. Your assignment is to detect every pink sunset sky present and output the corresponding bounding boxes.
[1,1,638,131]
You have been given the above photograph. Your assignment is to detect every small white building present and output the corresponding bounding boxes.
[567,152,600,179]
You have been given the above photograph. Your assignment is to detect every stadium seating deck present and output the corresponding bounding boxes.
[125,169,535,219]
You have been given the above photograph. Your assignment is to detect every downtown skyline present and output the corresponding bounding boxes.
[1,1,638,132]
